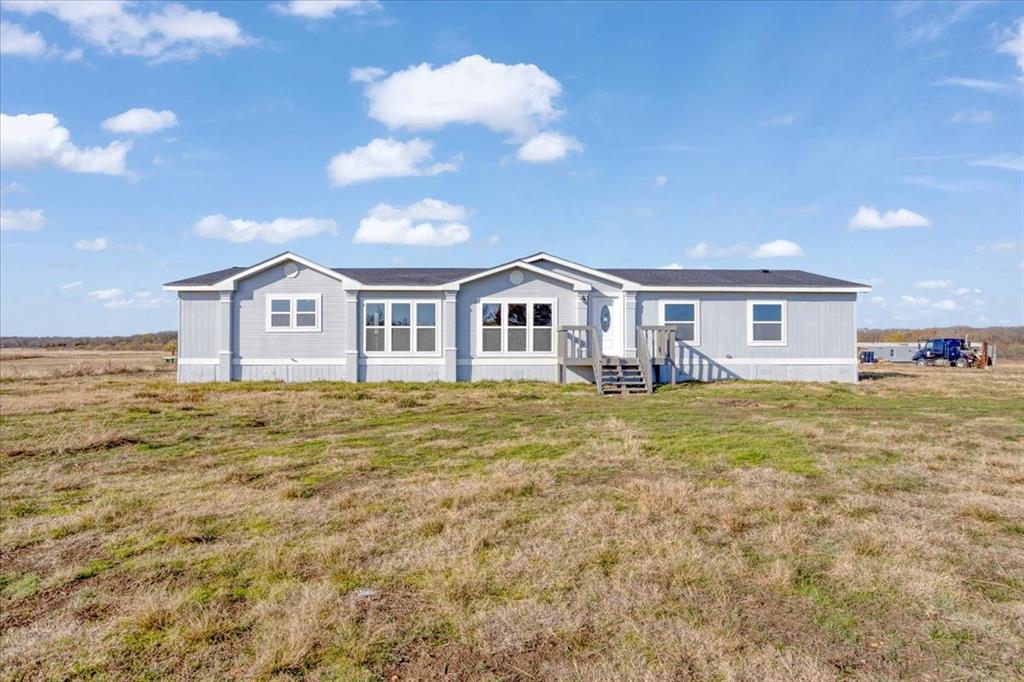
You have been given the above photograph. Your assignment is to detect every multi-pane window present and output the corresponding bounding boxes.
[266,294,320,332]
[479,301,555,354]
[662,302,699,344]
[748,301,786,345]
[363,301,438,353]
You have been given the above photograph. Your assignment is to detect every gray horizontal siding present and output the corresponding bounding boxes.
[530,259,623,295]
[233,264,347,359]
[456,270,578,360]
[457,364,559,382]
[637,292,856,359]
[178,292,219,359]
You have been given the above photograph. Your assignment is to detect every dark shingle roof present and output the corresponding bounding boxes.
[332,267,485,285]
[603,269,866,288]
[164,266,247,287]
[165,259,865,289]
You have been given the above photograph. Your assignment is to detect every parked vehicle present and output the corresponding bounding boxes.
[911,338,992,367]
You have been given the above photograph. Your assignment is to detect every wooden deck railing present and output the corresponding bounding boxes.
[637,325,678,385]
[557,325,600,384]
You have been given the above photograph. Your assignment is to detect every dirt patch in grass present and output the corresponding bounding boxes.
[1,357,1022,680]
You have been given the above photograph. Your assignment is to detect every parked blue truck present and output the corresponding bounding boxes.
[911,338,991,367]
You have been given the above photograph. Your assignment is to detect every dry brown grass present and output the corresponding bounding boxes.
[0,355,1022,680]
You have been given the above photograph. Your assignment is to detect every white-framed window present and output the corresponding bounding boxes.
[660,300,700,345]
[265,294,321,332]
[747,300,787,346]
[478,299,556,355]
[363,300,439,354]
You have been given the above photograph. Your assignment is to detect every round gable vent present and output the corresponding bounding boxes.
[509,269,524,285]
[284,263,299,278]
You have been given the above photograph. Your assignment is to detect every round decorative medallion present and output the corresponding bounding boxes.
[600,305,611,332]
[509,269,524,285]
[283,263,299,278]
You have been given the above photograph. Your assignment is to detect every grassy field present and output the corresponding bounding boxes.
[1,352,1022,680]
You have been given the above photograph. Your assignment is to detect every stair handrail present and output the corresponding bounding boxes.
[637,325,678,386]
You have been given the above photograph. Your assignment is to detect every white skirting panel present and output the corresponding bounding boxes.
[359,364,440,382]
[666,359,858,384]
[456,363,560,382]
[178,364,218,383]
[234,365,347,382]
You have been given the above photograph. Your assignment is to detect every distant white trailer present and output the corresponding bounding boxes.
[858,342,920,363]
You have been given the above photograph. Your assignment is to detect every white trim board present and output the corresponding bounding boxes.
[177,358,219,366]
[458,357,559,366]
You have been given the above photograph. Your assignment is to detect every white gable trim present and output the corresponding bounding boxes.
[521,252,641,289]
[163,252,362,292]
[442,260,591,291]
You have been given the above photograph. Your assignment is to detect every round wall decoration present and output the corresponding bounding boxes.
[283,263,299,278]
[509,269,524,285]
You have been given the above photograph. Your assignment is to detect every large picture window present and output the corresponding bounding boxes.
[661,301,699,345]
[747,300,787,346]
[265,294,321,332]
[363,301,439,354]
[478,300,555,354]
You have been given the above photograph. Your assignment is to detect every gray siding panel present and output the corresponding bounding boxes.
[178,292,219,359]
[529,259,624,295]
[637,292,856,359]
[456,364,559,382]
[456,270,578,360]
[233,264,347,359]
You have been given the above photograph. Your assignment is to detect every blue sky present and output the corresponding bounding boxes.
[1,0,1021,336]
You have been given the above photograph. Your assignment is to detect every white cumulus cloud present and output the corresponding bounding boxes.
[74,237,108,251]
[751,239,804,258]
[350,66,386,83]
[271,1,380,19]
[193,215,337,243]
[0,208,45,231]
[0,20,47,56]
[102,290,164,309]
[2,1,252,62]
[516,131,582,163]
[932,299,958,311]
[660,263,683,270]
[61,281,82,291]
[973,241,1019,254]
[684,241,749,258]
[327,137,458,186]
[353,198,470,246]
[997,18,1023,73]
[900,295,930,306]
[362,55,564,138]
[88,288,125,301]
[0,113,131,175]
[913,279,951,289]
[848,206,930,230]
[102,108,178,135]
[655,175,668,187]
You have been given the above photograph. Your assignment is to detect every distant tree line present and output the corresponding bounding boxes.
[858,326,1023,359]
[1,331,177,351]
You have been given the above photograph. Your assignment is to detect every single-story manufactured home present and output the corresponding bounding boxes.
[164,252,870,390]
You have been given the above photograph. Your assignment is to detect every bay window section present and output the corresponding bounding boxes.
[479,300,556,354]
[363,301,439,354]
[482,303,502,352]
[416,303,437,352]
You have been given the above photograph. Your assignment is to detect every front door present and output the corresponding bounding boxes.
[590,296,619,357]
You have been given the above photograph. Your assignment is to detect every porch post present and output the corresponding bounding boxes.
[216,290,232,381]
[622,290,637,358]
[344,291,359,382]
[442,290,457,382]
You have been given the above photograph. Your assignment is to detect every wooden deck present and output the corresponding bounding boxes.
[557,325,678,395]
